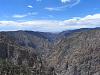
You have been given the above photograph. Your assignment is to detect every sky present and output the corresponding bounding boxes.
[0,0,100,32]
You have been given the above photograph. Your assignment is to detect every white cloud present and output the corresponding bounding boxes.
[45,0,80,11]
[27,5,33,8]
[45,7,60,11]
[12,14,27,18]
[62,14,100,28]
[12,12,38,18]
[70,0,80,7]
[28,12,38,15]
[61,0,71,3]
[1,13,100,32]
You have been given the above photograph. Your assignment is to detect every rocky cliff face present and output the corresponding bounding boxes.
[47,28,100,75]
[1,31,55,58]
[0,33,49,75]
[0,28,100,75]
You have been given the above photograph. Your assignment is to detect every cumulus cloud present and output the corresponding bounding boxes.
[62,14,100,28]
[0,14,100,32]
[45,0,80,11]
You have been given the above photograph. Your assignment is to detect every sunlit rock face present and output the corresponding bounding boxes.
[0,28,100,75]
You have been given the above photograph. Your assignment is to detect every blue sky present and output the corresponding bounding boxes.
[0,0,100,32]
